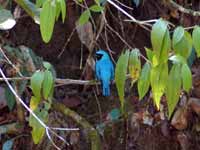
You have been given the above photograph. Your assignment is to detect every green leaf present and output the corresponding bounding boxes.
[172,26,185,46]
[151,19,170,64]
[3,140,13,150]
[173,28,192,58]
[31,71,44,99]
[40,0,56,43]
[78,9,90,25]
[30,96,40,110]
[55,0,61,21]
[89,5,103,12]
[192,26,200,57]
[4,86,16,111]
[43,61,52,70]
[145,47,154,62]
[43,70,54,99]
[166,64,181,118]
[138,62,151,100]
[181,63,192,92]
[115,50,129,113]
[29,108,48,144]
[151,63,168,109]
[36,0,45,7]
[60,0,66,22]
[128,49,141,86]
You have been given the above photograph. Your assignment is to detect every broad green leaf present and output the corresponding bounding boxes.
[151,19,170,63]
[43,70,54,99]
[60,0,66,22]
[128,49,141,86]
[115,50,129,113]
[0,9,16,30]
[145,47,154,62]
[3,140,13,150]
[138,62,151,100]
[151,63,168,109]
[30,96,40,110]
[29,108,48,144]
[5,86,16,111]
[31,71,44,99]
[36,0,45,7]
[78,10,90,25]
[40,0,56,43]
[172,26,185,46]
[173,29,192,58]
[181,63,192,92]
[89,5,103,12]
[166,64,181,118]
[94,0,100,4]
[192,26,200,57]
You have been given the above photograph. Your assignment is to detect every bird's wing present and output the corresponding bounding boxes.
[95,62,101,80]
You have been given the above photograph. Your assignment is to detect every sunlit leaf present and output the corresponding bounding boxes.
[173,27,192,58]
[138,62,151,100]
[29,108,48,144]
[128,49,141,86]
[31,71,44,99]
[40,0,56,43]
[169,55,187,64]
[151,63,168,109]
[192,26,200,57]
[36,0,45,7]
[115,50,129,113]
[181,63,192,92]
[145,47,154,62]
[166,64,181,118]
[43,70,54,99]
[151,19,170,64]
[78,10,90,25]
[30,96,40,110]
[89,5,103,12]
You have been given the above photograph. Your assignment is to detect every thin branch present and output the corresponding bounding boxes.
[169,0,200,16]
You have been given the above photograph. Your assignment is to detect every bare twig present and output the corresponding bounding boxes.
[169,0,200,16]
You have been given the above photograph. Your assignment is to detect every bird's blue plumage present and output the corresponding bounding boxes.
[95,50,114,96]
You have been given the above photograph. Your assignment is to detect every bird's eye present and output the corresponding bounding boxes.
[96,54,103,60]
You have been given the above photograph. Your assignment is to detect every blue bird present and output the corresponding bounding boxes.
[95,50,114,96]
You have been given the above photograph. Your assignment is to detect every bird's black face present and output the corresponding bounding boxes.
[95,53,103,61]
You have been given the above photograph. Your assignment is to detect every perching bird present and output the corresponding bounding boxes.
[95,50,114,96]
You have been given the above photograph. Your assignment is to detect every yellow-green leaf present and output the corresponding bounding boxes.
[30,96,40,110]
[166,64,181,118]
[138,62,151,100]
[181,63,192,92]
[151,19,170,63]
[40,0,56,43]
[192,26,200,57]
[173,27,192,58]
[115,50,129,113]
[43,70,54,99]
[31,71,44,99]
[151,63,168,109]
[128,49,141,86]
[89,5,103,12]
[78,10,90,25]
[29,108,48,144]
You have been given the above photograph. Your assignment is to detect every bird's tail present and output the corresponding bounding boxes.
[102,80,110,96]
